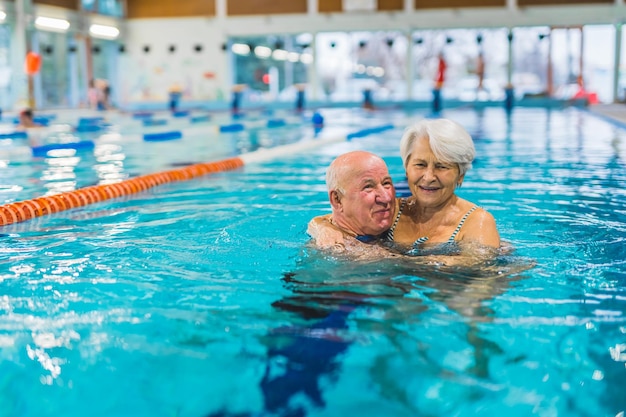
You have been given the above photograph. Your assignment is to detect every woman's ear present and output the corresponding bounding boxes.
[457,173,465,188]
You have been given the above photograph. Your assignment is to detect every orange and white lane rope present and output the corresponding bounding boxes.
[0,125,382,227]
[0,157,244,227]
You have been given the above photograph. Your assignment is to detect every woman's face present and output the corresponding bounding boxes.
[405,136,462,209]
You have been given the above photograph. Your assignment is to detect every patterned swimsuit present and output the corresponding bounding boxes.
[384,198,478,254]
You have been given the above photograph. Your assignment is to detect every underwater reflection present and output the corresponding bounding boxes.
[256,252,535,416]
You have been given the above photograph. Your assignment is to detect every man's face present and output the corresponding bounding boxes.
[332,156,396,236]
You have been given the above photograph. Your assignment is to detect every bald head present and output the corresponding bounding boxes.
[325,151,396,237]
[326,151,383,193]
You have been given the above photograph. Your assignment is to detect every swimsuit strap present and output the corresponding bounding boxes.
[355,234,378,243]
[448,206,478,242]
[384,198,406,241]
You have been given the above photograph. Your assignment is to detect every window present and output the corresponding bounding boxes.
[82,0,124,18]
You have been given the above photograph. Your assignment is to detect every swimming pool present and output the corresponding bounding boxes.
[0,106,625,417]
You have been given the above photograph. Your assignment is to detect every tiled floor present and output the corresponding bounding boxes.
[588,103,626,125]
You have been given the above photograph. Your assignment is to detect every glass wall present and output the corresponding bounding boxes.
[230,34,313,103]
[551,27,582,99]
[35,30,73,108]
[91,39,119,107]
[511,26,550,100]
[409,29,444,100]
[510,25,614,103]
[411,28,508,102]
[315,31,406,103]
[227,26,618,105]
[583,24,615,103]
[33,30,123,109]
[81,0,124,18]
[619,25,626,102]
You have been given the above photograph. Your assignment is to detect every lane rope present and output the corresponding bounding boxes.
[0,123,391,227]
[0,157,244,227]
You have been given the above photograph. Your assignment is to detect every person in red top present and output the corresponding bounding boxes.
[572,75,599,104]
[435,52,447,89]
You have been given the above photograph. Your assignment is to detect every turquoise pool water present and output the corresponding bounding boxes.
[0,107,625,417]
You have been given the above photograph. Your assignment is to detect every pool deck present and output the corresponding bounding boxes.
[588,103,626,127]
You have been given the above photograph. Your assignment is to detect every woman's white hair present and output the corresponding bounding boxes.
[399,118,475,177]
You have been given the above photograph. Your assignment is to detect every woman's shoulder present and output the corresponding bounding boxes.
[455,197,489,214]
[456,200,500,247]
[458,199,495,223]
[470,207,496,224]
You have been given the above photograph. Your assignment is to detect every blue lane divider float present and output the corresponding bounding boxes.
[38,113,57,121]
[219,123,245,133]
[78,116,104,125]
[143,118,168,127]
[34,117,52,126]
[143,130,182,142]
[266,118,286,128]
[172,110,190,118]
[31,140,95,157]
[75,124,104,133]
[312,112,324,127]
[190,115,211,124]
[12,117,51,126]
[346,124,395,141]
[132,112,154,119]
[0,131,28,139]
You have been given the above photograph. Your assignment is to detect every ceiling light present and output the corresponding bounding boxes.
[35,16,70,32]
[0,11,6,21]
[231,43,250,55]
[272,49,288,60]
[89,24,119,39]
[254,46,272,59]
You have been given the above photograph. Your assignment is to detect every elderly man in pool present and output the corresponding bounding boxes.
[306,150,398,257]
[308,118,501,258]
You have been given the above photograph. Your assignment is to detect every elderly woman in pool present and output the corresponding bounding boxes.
[308,118,500,254]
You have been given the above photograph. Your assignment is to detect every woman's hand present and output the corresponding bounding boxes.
[307,214,346,248]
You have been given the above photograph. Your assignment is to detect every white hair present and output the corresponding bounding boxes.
[399,118,475,177]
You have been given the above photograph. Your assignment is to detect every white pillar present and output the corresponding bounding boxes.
[309,34,318,101]
[10,0,32,110]
[406,30,413,101]
[215,0,230,101]
[307,0,319,101]
[507,28,513,88]
[613,23,622,102]
[215,0,226,19]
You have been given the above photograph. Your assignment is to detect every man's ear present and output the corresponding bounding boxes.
[329,190,342,210]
